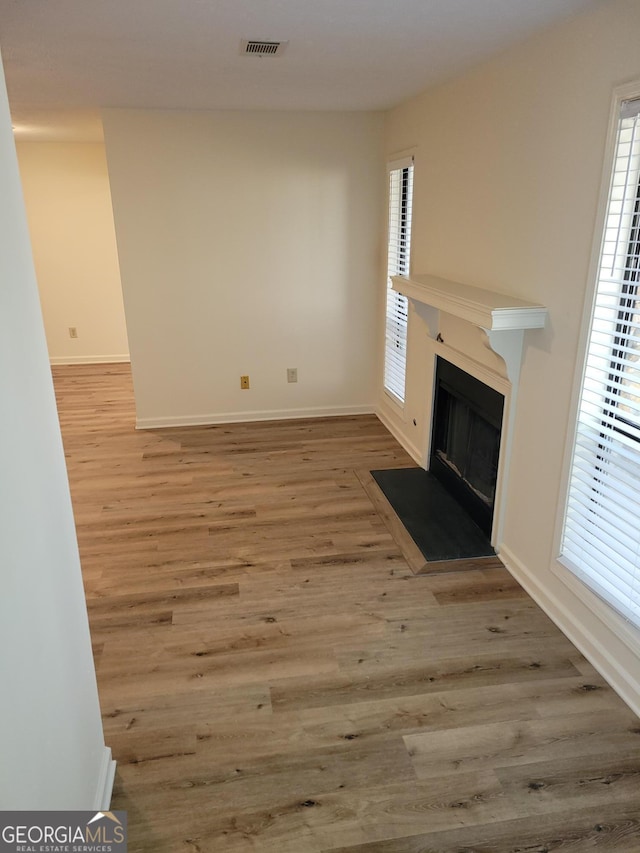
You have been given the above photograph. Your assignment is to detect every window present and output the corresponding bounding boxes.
[561,95,640,629]
[384,157,414,403]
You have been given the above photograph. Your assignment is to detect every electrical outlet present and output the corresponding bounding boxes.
[240,375,250,390]
[69,327,78,339]
[287,368,298,383]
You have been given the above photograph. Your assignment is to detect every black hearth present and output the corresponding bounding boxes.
[430,358,504,537]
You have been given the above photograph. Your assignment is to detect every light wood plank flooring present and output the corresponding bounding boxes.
[53,364,640,853]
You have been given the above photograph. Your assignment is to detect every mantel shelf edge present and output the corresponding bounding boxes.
[391,273,548,385]
[391,273,547,332]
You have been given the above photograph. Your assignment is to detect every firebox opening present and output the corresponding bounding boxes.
[430,358,504,538]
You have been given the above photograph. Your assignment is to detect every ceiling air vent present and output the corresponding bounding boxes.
[241,39,288,57]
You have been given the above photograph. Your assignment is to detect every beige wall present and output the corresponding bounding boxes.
[381,0,640,710]
[0,55,112,809]
[17,142,129,363]
[103,109,383,426]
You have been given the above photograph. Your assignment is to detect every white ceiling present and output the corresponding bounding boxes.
[0,0,602,140]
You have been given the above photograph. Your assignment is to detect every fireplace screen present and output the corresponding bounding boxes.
[430,358,504,536]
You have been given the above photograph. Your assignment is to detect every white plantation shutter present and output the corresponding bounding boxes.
[561,96,640,628]
[384,157,414,403]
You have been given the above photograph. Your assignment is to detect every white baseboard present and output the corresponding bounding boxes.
[499,543,640,717]
[93,746,116,811]
[376,407,423,465]
[50,355,130,365]
[136,403,376,430]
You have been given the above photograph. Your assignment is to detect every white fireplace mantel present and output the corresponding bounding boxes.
[392,273,547,384]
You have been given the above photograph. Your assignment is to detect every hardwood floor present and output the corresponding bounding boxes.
[53,364,640,852]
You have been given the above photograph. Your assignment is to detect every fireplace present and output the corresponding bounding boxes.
[387,271,547,548]
[430,358,504,537]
